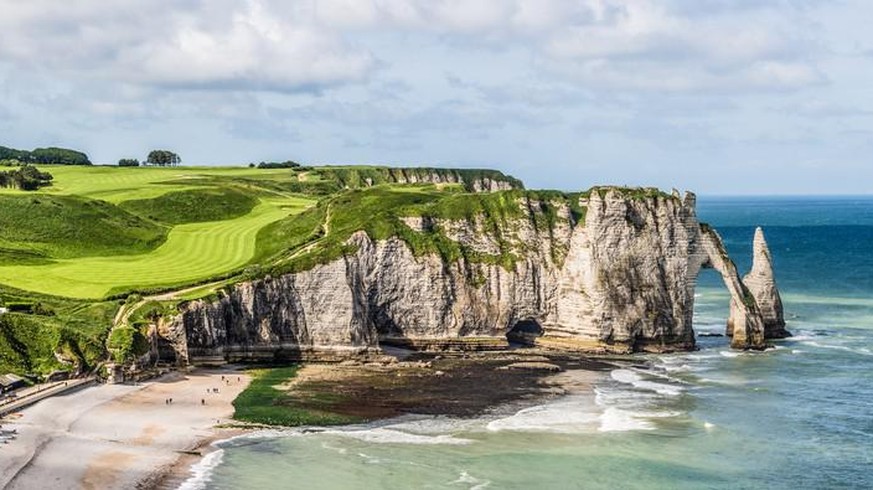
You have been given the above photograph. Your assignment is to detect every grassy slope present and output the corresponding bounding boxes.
[0,288,117,375]
[0,197,313,298]
[0,194,166,261]
[119,186,259,225]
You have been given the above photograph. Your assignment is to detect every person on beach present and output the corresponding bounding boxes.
[201,399,205,405]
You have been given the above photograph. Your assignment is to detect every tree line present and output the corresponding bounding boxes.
[117,150,182,167]
[250,160,301,169]
[0,145,92,165]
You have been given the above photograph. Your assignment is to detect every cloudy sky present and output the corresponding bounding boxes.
[1,0,871,194]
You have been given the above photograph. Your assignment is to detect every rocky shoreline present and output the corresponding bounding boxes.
[274,350,616,422]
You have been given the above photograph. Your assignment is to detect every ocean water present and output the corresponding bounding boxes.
[185,196,873,490]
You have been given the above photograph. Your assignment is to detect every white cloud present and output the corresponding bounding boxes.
[0,0,375,92]
[314,0,824,92]
[0,0,824,93]
[134,2,374,91]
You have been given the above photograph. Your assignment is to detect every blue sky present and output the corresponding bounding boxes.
[0,0,871,194]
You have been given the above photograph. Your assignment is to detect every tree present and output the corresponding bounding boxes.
[146,150,181,167]
[118,158,140,167]
[0,145,91,165]
[0,146,32,162]
[0,164,53,191]
[30,147,91,165]
[257,160,301,169]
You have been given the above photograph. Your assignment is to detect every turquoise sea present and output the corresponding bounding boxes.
[183,196,873,490]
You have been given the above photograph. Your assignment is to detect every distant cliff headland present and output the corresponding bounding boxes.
[0,161,786,381]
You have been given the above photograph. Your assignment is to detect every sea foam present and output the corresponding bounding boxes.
[486,396,600,433]
[323,427,474,445]
[177,448,225,490]
[598,407,655,432]
[450,470,492,490]
[610,369,685,396]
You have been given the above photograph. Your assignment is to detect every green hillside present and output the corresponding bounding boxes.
[0,194,166,262]
[0,163,530,376]
[119,187,259,225]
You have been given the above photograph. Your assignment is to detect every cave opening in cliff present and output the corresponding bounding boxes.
[506,319,544,347]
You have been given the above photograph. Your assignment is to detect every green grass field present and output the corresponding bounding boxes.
[0,165,315,298]
[0,196,312,298]
[0,194,166,260]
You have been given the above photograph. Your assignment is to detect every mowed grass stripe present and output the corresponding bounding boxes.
[0,198,313,298]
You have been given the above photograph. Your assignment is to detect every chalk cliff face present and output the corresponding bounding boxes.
[163,188,785,364]
[744,228,790,339]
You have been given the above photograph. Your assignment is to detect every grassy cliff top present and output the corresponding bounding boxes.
[261,186,585,278]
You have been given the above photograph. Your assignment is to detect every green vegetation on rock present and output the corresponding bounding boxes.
[270,186,581,276]
[0,288,117,376]
[315,166,523,192]
[591,186,676,200]
[106,325,150,364]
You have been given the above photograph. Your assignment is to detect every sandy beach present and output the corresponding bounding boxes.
[0,368,251,490]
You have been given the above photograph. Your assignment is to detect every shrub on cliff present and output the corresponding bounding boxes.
[107,326,149,364]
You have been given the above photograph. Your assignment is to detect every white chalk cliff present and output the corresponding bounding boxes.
[743,227,790,339]
[161,188,787,364]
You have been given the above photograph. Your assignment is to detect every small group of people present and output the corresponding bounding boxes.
[164,398,173,405]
